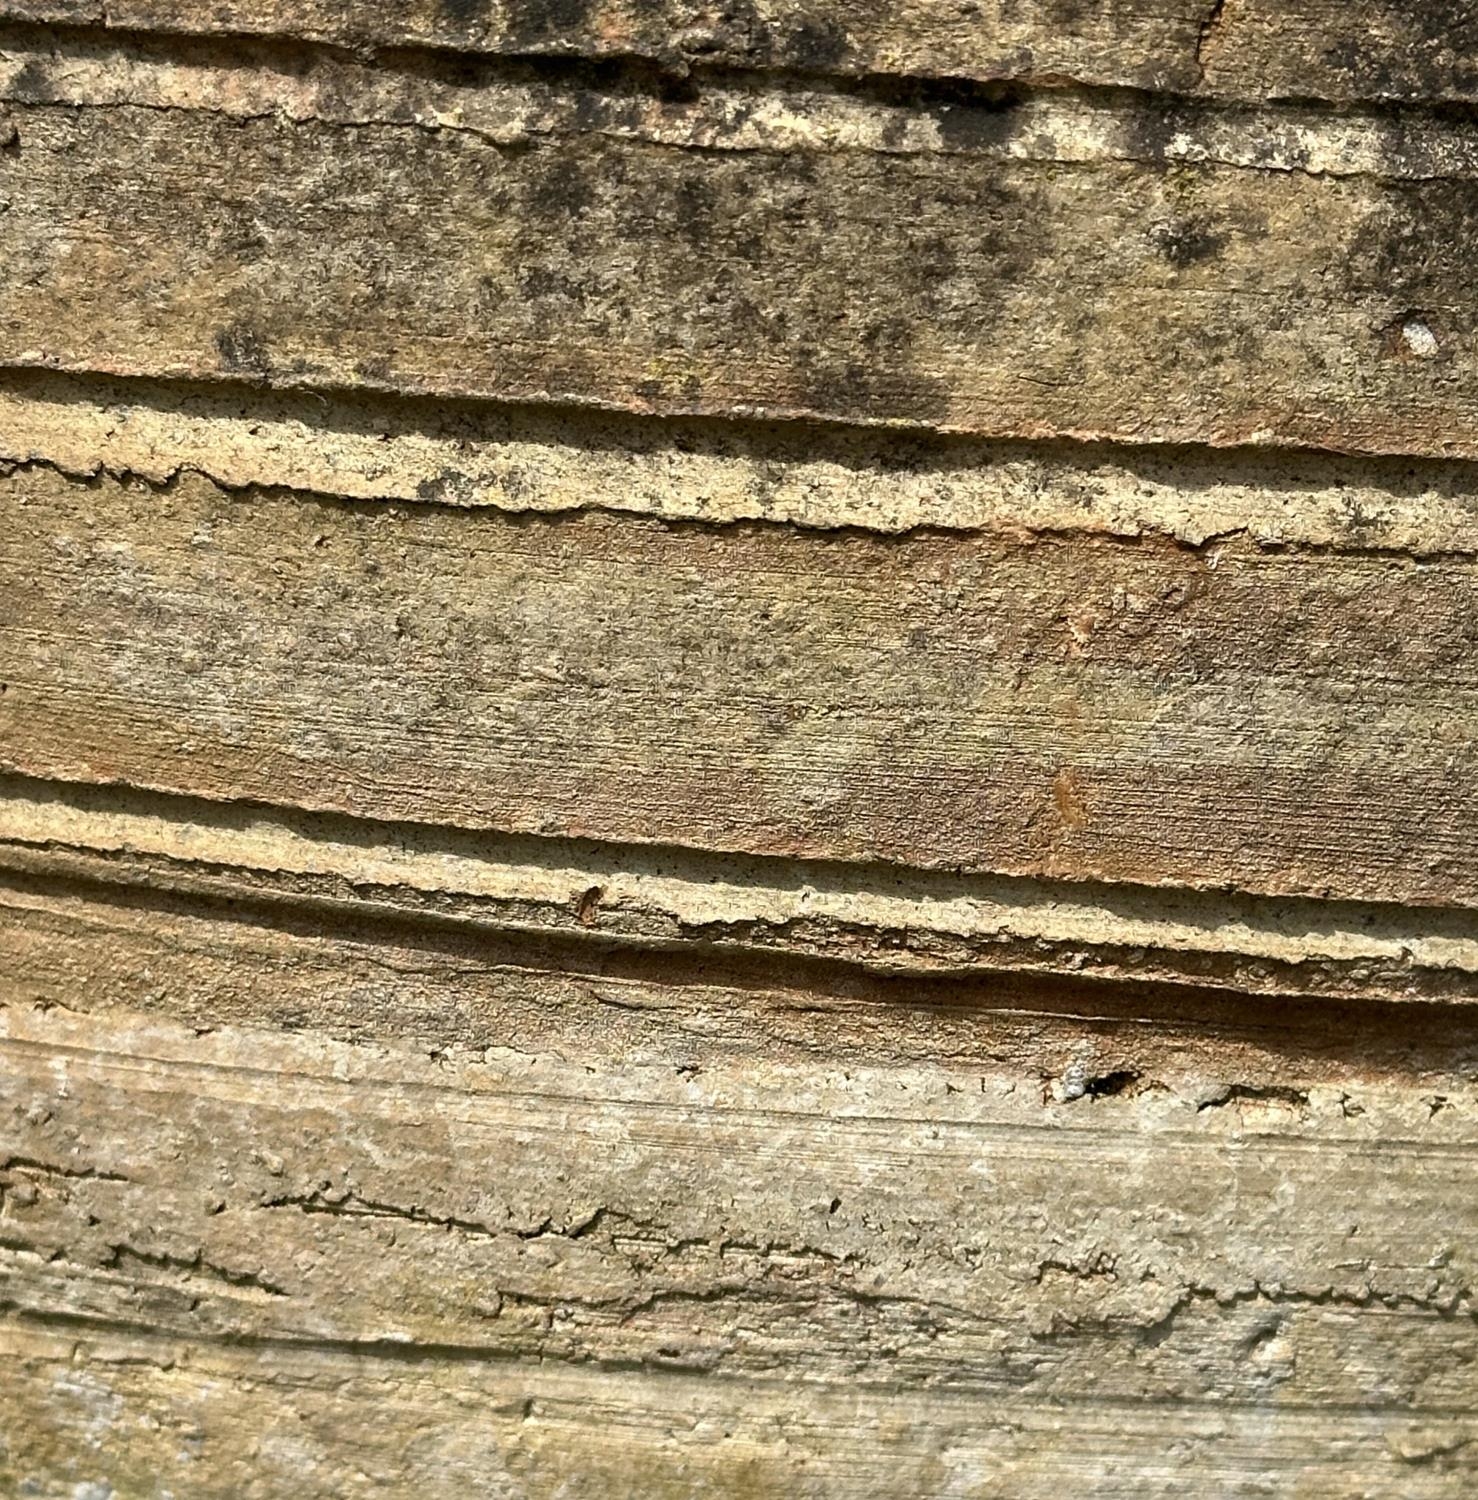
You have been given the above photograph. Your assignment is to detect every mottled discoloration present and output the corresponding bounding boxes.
[3,6,1478,1493]
[0,0,1212,90]
[0,999,1475,1494]
[12,0,1478,107]
[1207,0,1478,103]
[1,44,1478,454]
[4,464,1478,905]
[14,0,1478,107]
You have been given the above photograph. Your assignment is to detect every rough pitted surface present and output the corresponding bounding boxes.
[4,33,1478,454]
[0,8,1476,1496]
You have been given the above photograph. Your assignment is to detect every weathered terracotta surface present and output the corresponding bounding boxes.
[6,463,1478,903]
[1,7,1476,1495]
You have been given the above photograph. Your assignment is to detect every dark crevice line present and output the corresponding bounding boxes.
[7,367,1478,558]
[7,849,1478,1080]
[5,1304,1478,1415]
[9,832,1478,1014]
[0,17,1184,114]
[10,51,1478,192]
[9,13,1478,125]
[15,446,1478,566]
[4,770,1478,936]
[1193,0,1228,86]
[0,15,1054,110]
[0,1154,128,1184]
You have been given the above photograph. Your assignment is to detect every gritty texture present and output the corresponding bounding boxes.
[0,2,1221,92]
[12,368,1478,555]
[0,1000,1475,1496]
[5,463,1478,905]
[3,41,1478,454]
[3,11,1478,1496]
[9,2,1478,106]
[4,773,1478,1006]
[14,30,1478,182]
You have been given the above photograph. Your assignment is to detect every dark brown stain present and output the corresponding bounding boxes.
[575,884,604,927]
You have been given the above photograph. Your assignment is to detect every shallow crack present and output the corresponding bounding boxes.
[1043,1277,1476,1346]
[1194,0,1230,87]
[105,1243,290,1299]
[1195,1082,1310,1112]
[8,450,1477,563]
[0,1155,129,1184]
[262,1188,532,1241]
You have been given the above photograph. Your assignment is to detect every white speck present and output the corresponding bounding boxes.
[1054,1061,1088,1102]
[1399,318,1439,359]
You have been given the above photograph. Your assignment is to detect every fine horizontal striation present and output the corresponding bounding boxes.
[1,999,1474,1392]
[3,773,1478,1007]
[4,9,1478,1495]
[6,460,1478,907]
[11,367,1478,555]
[6,1319,1474,1497]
